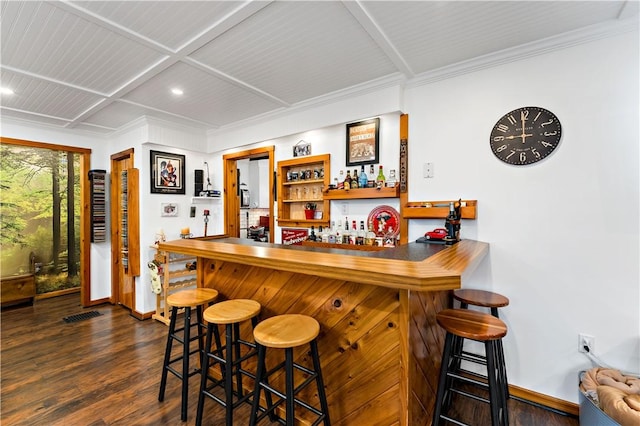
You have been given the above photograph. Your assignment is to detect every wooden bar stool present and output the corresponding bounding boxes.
[453,289,509,318]
[453,289,510,402]
[433,308,509,426]
[249,314,330,425]
[158,287,218,422]
[196,299,261,426]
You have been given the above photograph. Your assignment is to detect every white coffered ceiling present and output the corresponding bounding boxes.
[1,1,637,136]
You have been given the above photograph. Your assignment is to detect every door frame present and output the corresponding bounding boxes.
[0,137,93,306]
[223,146,275,241]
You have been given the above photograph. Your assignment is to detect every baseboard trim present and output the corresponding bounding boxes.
[509,384,579,417]
[130,309,154,321]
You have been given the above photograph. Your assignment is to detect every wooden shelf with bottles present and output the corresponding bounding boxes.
[323,186,399,200]
[402,200,477,219]
[277,154,331,227]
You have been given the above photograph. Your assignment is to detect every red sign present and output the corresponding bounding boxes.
[281,228,308,245]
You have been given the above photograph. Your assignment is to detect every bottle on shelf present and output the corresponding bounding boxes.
[308,226,317,242]
[342,218,350,244]
[359,165,368,188]
[344,170,352,190]
[387,169,397,188]
[357,221,365,245]
[365,221,376,245]
[349,220,357,245]
[383,227,396,247]
[338,170,344,190]
[351,169,359,189]
[319,225,329,243]
[376,165,386,189]
[336,220,343,244]
[328,221,337,243]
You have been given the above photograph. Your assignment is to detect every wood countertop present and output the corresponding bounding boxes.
[158,237,489,292]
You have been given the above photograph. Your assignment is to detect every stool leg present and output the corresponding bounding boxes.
[233,322,244,399]
[310,339,331,425]
[486,340,501,426]
[432,332,454,426]
[495,339,509,426]
[196,322,214,426]
[159,306,179,402]
[224,323,234,426]
[180,306,192,421]
[285,348,295,425]
[249,344,266,426]
[196,305,205,367]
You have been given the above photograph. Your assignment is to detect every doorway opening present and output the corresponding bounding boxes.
[0,137,91,305]
[223,146,274,242]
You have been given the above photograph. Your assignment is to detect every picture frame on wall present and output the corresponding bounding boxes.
[346,118,379,166]
[293,140,311,157]
[160,203,178,217]
[150,150,186,194]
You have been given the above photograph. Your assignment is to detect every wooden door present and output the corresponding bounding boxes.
[110,149,135,310]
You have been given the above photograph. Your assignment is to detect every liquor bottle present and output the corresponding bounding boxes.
[328,221,337,243]
[383,227,395,247]
[359,165,368,188]
[369,164,375,187]
[357,221,365,245]
[349,220,357,245]
[365,221,376,245]
[344,170,352,190]
[336,220,343,244]
[343,218,350,244]
[338,170,344,190]
[386,169,397,188]
[308,225,317,241]
[376,165,386,189]
[351,169,359,189]
[320,226,329,243]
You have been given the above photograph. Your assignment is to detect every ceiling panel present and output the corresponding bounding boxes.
[1,1,165,94]
[0,69,104,120]
[191,1,398,104]
[122,62,284,127]
[70,1,243,51]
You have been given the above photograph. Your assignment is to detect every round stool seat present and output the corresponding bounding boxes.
[453,289,509,309]
[167,288,218,308]
[253,314,319,349]
[436,309,507,341]
[204,299,261,324]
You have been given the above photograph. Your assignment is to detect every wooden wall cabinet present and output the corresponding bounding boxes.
[277,154,330,227]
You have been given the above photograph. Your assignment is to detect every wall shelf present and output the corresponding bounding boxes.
[277,154,331,227]
[191,196,221,202]
[324,186,399,200]
[402,200,477,220]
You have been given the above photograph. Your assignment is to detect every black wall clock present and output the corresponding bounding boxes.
[489,106,562,165]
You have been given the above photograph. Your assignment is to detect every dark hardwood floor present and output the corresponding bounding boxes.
[1,294,579,425]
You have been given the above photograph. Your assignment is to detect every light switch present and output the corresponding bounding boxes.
[423,163,434,178]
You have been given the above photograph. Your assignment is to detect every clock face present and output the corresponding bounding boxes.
[489,106,562,165]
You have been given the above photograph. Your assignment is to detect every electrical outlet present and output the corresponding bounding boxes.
[340,203,348,215]
[579,333,595,353]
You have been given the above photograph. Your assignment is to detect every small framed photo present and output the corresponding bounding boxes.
[161,203,178,217]
[293,140,311,157]
[150,150,186,194]
[346,118,379,166]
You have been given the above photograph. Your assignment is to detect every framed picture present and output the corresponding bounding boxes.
[346,118,379,166]
[150,150,185,194]
[293,140,311,157]
[160,203,178,217]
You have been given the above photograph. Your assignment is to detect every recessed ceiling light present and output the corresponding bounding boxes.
[171,88,183,96]
[1,87,15,95]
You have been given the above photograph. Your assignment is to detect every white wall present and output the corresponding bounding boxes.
[403,29,639,402]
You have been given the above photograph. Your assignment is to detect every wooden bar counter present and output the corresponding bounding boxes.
[158,237,489,425]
